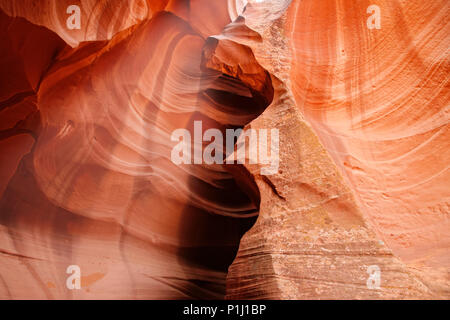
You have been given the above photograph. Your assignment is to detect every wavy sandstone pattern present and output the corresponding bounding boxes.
[0,0,448,299]
[286,0,450,293]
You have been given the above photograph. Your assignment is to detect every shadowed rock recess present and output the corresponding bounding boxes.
[0,0,448,299]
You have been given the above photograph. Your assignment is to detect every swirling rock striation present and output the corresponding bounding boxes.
[0,1,264,299]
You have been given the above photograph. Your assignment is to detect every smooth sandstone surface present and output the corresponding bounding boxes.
[0,0,448,299]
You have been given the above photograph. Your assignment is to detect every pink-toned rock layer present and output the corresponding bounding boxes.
[0,0,448,299]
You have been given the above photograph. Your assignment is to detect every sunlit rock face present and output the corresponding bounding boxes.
[0,0,448,299]
[285,0,449,287]
[224,0,448,299]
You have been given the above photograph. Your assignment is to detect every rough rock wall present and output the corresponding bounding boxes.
[287,0,449,275]
[221,0,448,299]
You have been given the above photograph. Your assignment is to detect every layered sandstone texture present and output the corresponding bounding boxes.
[0,0,448,299]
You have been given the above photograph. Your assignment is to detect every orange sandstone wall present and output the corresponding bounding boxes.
[0,0,448,299]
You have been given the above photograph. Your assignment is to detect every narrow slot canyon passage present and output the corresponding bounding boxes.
[176,70,274,298]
